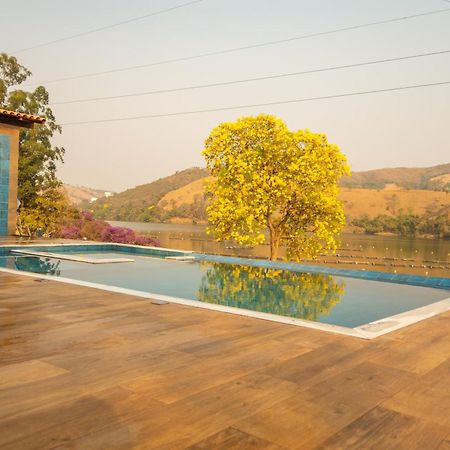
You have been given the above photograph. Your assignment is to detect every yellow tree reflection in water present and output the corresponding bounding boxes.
[197,263,346,321]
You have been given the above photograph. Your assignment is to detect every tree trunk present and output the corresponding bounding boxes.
[268,223,281,261]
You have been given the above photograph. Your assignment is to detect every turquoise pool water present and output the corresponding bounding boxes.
[1,251,448,328]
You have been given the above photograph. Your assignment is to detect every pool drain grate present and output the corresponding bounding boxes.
[150,299,169,305]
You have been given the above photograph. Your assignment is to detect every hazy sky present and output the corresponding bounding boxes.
[2,0,450,191]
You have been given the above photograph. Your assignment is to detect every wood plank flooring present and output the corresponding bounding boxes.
[0,272,449,449]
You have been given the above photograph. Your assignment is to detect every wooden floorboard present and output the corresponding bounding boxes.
[0,272,449,449]
[317,406,448,450]
[185,427,285,450]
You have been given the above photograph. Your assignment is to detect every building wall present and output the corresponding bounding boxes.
[0,134,10,234]
[0,125,19,235]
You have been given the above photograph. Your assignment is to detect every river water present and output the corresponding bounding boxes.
[110,221,450,278]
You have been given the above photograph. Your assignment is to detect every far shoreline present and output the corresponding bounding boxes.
[108,220,449,241]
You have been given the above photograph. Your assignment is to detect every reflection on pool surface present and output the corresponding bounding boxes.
[2,252,449,328]
[14,256,61,275]
[197,263,345,322]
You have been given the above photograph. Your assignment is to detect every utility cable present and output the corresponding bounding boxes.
[50,49,450,105]
[29,7,450,85]
[11,0,206,54]
[60,80,450,125]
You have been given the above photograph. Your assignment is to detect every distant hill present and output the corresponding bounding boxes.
[155,178,448,220]
[63,184,113,205]
[90,167,209,222]
[88,164,450,223]
[159,177,213,211]
[340,163,450,190]
[339,188,448,220]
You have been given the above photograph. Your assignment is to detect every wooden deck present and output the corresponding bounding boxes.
[0,271,449,449]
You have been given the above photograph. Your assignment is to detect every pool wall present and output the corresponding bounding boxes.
[192,254,450,290]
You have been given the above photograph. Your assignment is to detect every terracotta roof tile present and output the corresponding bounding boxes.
[0,109,46,125]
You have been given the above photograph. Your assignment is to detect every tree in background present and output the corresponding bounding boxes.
[19,189,78,236]
[203,115,349,261]
[0,53,65,232]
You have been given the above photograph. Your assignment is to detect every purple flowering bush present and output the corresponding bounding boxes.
[59,211,159,247]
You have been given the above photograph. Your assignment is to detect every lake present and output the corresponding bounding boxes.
[110,221,450,278]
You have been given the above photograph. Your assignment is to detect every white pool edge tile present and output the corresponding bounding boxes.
[1,241,193,254]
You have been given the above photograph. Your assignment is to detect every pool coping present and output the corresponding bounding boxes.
[1,242,449,340]
[10,249,135,264]
[0,242,192,256]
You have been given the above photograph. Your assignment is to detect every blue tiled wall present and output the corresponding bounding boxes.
[0,243,190,259]
[193,253,450,291]
[0,135,11,235]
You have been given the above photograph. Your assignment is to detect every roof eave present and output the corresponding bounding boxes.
[0,109,46,129]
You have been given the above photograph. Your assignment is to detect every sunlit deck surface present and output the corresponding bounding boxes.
[0,271,449,450]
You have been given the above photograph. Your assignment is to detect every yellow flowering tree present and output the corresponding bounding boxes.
[19,189,77,236]
[203,114,350,261]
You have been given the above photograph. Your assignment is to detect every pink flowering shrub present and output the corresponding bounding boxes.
[58,211,159,247]
[59,225,81,240]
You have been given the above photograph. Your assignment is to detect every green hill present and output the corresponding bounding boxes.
[90,167,208,222]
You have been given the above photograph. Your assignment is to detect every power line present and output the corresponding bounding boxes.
[60,80,450,126]
[29,6,450,86]
[50,49,450,105]
[12,0,206,54]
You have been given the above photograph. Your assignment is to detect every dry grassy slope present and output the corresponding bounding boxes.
[158,177,450,219]
[159,177,213,210]
[339,188,448,220]
[431,174,450,184]
[93,167,209,210]
[340,163,450,189]
[63,184,110,205]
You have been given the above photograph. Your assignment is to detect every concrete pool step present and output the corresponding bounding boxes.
[10,249,134,264]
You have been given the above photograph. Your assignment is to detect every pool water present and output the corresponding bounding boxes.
[1,252,448,328]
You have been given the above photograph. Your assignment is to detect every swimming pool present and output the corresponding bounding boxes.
[0,243,449,338]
